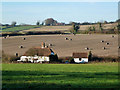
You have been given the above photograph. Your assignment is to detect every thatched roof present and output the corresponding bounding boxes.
[24,47,53,56]
[73,53,88,58]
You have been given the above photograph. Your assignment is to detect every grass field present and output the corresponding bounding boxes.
[2,63,119,89]
[1,25,41,32]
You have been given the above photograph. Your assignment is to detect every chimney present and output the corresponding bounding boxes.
[41,42,45,48]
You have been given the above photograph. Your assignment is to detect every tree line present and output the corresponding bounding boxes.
[1,18,120,27]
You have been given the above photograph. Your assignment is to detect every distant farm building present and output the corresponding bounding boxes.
[73,52,88,63]
[17,42,56,63]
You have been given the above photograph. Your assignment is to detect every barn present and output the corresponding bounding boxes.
[17,42,56,63]
[73,52,88,63]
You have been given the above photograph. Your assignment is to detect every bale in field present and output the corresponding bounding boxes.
[19,45,24,48]
[3,36,7,39]
[23,38,26,40]
[45,46,48,48]
[106,43,109,45]
[15,53,18,57]
[85,47,89,50]
[118,46,120,49]
[49,44,52,46]
[112,35,114,38]
[65,38,69,40]
[103,47,106,50]
[101,40,104,42]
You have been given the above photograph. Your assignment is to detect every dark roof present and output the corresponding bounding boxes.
[73,53,88,58]
[24,47,53,56]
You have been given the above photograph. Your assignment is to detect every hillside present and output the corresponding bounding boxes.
[1,23,118,33]
[21,23,118,32]
[2,34,118,57]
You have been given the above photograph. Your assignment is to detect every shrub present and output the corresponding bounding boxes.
[2,51,20,63]
[91,55,119,62]
[49,54,59,63]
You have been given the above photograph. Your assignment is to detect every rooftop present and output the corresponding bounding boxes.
[73,52,88,58]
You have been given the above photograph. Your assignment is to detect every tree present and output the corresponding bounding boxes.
[70,23,80,34]
[41,22,44,25]
[70,24,80,34]
[116,19,120,23]
[44,18,57,26]
[92,26,96,31]
[117,23,120,31]
[36,21,40,25]
[49,54,58,63]
[11,21,17,27]
[98,22,103,32]
[88,27,92,31]
[88,51,92,61]
[104,21,108,24]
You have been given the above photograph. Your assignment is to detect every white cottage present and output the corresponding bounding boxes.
[17,42,55,63]
[73,52,88,63]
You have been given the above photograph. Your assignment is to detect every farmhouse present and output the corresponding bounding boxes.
[73,52,88,63]
[17,42,56,63]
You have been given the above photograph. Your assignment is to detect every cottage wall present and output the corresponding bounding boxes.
[19,56,49,63]
[74,58,88,63]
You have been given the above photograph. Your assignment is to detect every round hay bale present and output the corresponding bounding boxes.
[85,47,89,50]
[19,45,24,48]
[112,35,114,38]
[45,46,48,48]
[103,47,106,50]
[15,53,18,57]
[118,46,120,49]
[23,38,26,40]
[65,38,69,40]
[106,43,109,45]
[101,40,104,42]
[49,44,52,46]
[3,36,7,39]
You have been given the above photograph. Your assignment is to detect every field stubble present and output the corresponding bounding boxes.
[2,34,118,57]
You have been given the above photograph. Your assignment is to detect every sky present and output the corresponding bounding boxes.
[2,2,118,25]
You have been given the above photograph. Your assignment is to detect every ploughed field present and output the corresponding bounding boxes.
[2,63,119,89]
[2,34,118,57]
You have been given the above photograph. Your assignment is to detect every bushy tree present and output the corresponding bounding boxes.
[116,19,120,23]
[44,18,57,26]
[98,22,103,32]
[117,23,120,30]
[49,54,58,63]
[92,26,96,31]
[41,22,44,25]
[88,51,92,61]
[104,21,108,24]
[70,23,80,34]
[88,27,92,31]
[88,26,96,31]
[11,21,17,26]
[36,21,40,26]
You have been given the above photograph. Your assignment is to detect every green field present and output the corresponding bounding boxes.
[1,25,41,32]
[2,63,119,89]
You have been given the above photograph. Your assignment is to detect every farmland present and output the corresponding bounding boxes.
[2,63,118,89]
[2,34,118,57]
[22,23,118,32]
[1,25,42,32]
[1,22,118,33]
